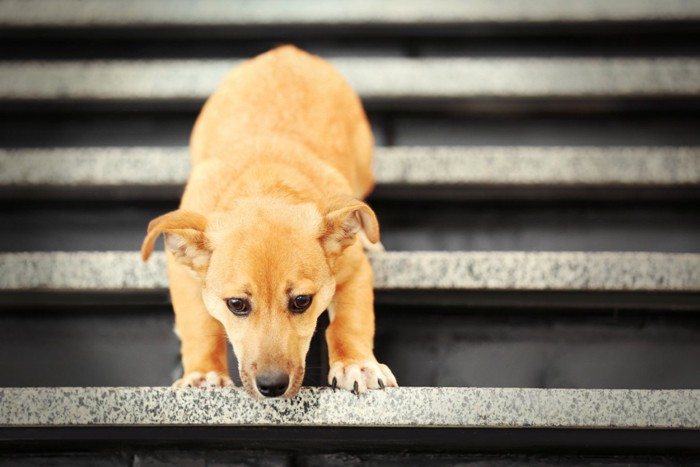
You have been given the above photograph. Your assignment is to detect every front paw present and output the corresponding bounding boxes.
[173,371,234,388]
[328,360,398,394]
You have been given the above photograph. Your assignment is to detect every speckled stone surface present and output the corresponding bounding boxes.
[370,251,700,291]
[0,251,167,291]
[0,387,697,428]
[0,147,190,186]
[1,251,698,292]
[2,0,698,26]
[2,146,699,187]
[375,146,700,185]
[0,60,235,100]
[2,58,700,100]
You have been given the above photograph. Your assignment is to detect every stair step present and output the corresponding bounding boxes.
[1,251,698,309]
[2,0,698,32]
[2,59,699,111]
[0,387,698,451]
[2,146,698,200]
[3,251,697,291]
[0,388,700,452]
[1,387,697,427]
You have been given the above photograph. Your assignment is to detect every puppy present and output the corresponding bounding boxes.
[141,46,397,398]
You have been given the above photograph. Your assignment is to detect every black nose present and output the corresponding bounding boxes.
[255,371,289,398]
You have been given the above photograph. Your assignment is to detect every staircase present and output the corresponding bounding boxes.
[1,1,699,464]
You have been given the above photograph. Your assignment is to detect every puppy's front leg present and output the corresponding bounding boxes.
[325,247,397,394]
[167,253,233,388]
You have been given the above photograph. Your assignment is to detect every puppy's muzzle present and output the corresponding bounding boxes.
[255,371,290,398]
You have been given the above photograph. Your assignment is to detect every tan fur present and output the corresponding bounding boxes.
[142,46,396,398]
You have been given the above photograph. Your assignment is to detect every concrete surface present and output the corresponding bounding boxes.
[2,146,699,187]
[1,59,699,101]
[1,387,698,428]
[2,0,699,27]
[1,251,698,292]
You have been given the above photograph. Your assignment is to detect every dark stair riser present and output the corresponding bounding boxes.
[1,202,699,253]
[1,307,699,389]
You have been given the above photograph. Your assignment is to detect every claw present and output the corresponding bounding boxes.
[378,378,385,389]
[352,381,359,395]
[331,377,337,390]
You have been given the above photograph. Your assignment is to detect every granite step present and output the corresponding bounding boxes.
[0,387,698,452]
[1,58,699,112]
[1,251,698,309]
[1,0,699,36]
[6,387,695,427]
[2,146,698,201]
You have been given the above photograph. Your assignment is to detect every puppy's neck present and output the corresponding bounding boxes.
[220,161,323,208]
[184,137,354,214]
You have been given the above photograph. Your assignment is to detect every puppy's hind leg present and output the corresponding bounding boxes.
[358,229,384,254]
[167,253,233,388]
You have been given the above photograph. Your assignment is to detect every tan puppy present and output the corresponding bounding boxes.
[141,46,397,398]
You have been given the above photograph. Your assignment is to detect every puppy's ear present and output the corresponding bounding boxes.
[320,195,379,257]
[141,209,210,273]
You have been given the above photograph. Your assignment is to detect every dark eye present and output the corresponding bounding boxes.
[226,298,251,316]
[289,295,313,313]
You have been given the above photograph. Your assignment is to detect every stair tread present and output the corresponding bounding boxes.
[2,146,699,187]
[1,58,699,101]
[0,386,698,428]
[1,251,698,292]
[2,0,699,27]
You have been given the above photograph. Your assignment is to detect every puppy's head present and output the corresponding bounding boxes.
[141,196,379,398]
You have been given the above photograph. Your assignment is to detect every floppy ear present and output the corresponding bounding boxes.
[320,196,380,257]
[140,209,210,273]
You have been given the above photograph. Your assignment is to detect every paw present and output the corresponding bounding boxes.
[328,360,398,394]
[173,371,234,388]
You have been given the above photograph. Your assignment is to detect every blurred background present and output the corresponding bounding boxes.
[0,0,699,390]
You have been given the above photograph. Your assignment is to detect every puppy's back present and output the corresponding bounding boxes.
[190,46,374,197]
